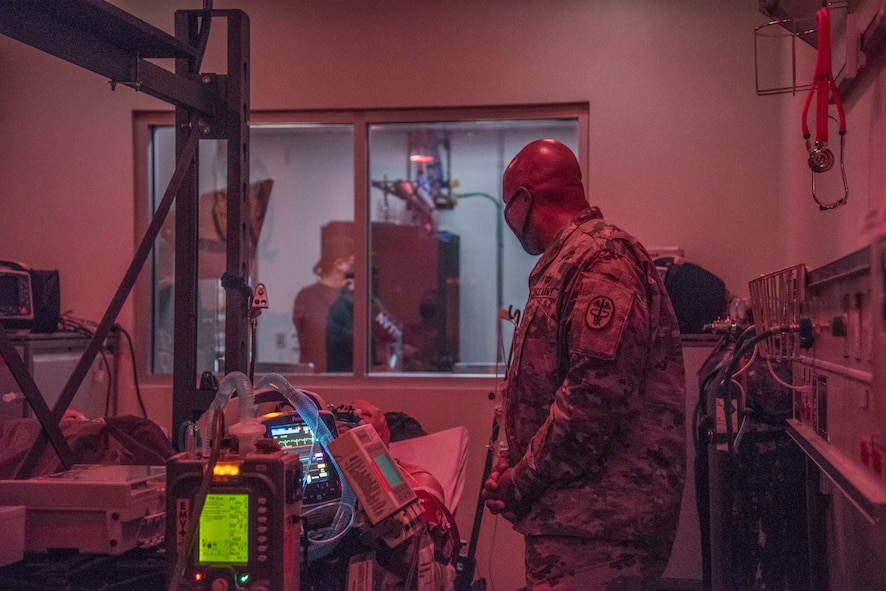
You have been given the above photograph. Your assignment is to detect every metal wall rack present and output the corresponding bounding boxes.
[0,1,251,478]
[756,0,886,98]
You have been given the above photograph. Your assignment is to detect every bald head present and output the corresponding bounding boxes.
[502,139,586,210]
[502,140,588,254]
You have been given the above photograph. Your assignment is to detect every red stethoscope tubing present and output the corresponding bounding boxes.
[801,7,846,144]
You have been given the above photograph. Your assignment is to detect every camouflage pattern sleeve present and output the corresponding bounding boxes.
[510,262,651,500]
[502,210,686,542]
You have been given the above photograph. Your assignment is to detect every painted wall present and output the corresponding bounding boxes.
[1,0,884,588]
[0,0,796,317]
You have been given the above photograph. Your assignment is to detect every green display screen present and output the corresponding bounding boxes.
[198,493,249,564]
[372,453,404,488]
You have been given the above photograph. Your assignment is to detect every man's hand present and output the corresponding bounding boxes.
[481,462,530,523]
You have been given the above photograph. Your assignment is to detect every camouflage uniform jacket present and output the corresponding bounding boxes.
[504,207,686,542]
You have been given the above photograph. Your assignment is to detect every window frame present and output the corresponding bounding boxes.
[133,103,589,387]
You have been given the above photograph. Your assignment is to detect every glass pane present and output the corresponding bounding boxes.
[251,125,355,375]
[147,112,580,377]
[150,125,176,375]
[149,124,355,375]
[367,119,579,374]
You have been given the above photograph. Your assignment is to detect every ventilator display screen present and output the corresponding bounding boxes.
[269,422,333,485]
[198,493,249,565]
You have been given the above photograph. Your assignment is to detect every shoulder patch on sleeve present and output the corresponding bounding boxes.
[586,295,615,329]
[573,277,634,360]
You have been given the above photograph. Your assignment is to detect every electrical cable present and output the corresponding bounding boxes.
[115,325,148,419]
[166,409,224,591]
[732,324,759,355]
[730,378,746,415]
[721,335,765,455]
[765,355,808,391]
[59,315,115,418]
[693,333,730,452]
[403,518,428,590]
[718,324,799,454]
[732,327,759,379]
[177,421,202,453]
[732,410,753,452]
[486,514,499,591]
[692,329,747,591]
[248,319,258,383]
[102,345,113,416]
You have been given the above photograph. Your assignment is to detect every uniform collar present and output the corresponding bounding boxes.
[531,207,604,274]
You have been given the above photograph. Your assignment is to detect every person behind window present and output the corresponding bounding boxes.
[325,270,356,373]
[292,236,354,373]
[402,288,455,372]
[325,269,402,373]
[482,139,686,590]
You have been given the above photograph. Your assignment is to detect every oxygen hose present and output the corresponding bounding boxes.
[201,371,256,457]
[254,373,357,561]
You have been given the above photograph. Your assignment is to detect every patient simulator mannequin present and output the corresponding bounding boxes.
[300,399,458,591]
[209,394,456,590]
[0,407,174,480]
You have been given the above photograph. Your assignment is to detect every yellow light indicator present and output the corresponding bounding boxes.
[213,462,241,477]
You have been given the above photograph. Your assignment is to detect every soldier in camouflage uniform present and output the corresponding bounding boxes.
[482,140,686,590]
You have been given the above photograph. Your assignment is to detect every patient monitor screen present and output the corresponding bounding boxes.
[198,493,249,565]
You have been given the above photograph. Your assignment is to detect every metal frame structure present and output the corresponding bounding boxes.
[0,1,250,477]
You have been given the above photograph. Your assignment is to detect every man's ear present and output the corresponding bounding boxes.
[508,186,532,204]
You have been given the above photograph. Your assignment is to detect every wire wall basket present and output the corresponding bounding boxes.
[748,264,807,360]
[754,2,851,96]
[755,18,818,96]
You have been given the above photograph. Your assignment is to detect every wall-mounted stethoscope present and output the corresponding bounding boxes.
[801,6,849,210]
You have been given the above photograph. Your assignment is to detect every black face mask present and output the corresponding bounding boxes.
[504,189,543,255]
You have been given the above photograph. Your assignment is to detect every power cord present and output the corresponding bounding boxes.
[113,324,148,419]
[166,409,224,591]
[718,320,813,455]
[59,315,117,418]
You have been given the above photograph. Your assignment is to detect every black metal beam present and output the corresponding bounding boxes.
[222,10,252,378]
[171,9,202,442]
[0,1,225,117]
[0,2,252,457]
[0,328,77,471]
[170,10,251,444]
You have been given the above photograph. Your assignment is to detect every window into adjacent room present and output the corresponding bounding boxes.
[138,105,585,378]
